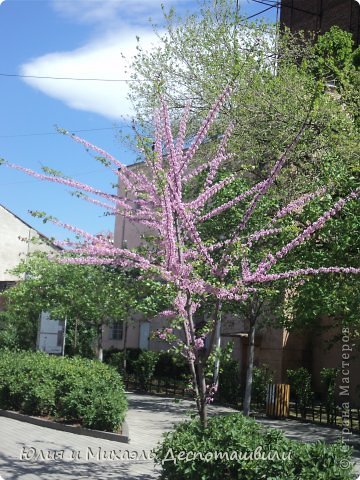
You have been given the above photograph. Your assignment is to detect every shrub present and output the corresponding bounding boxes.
[218,357,241,404]
[106,351,127,376]
[320,367,340,422]
[154,414,354,480]
[104,347,142,375]
[320,367,339,403]
[0,350,127,432]
[287,367,314,417]
[155,351,189,380]
[251,364,274,405]
[133,350,160,390]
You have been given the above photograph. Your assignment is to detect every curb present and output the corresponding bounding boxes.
[0,409,129,443]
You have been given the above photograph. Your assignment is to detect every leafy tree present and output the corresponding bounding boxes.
[307,26,358,87]
[127,0,360,412]
[1,253,171,359]
[2,87,359,426]
[128,0,358,192]
[287,367,314,418]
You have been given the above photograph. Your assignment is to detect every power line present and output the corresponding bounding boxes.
[0,127,120,139]
[0,6,277,86]
[251,0,320,18]
[245,4,275,21]
[0,72,149,82]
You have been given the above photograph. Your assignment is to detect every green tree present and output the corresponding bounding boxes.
[1,253,173,359]
[127,0,360,413]
[307,26,357,87]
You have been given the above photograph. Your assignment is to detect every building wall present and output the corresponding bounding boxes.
[311,317,360,406]
[280,0,360,45]
[0,205,57,282]
[114,162,153,250]
[103,319,141,351]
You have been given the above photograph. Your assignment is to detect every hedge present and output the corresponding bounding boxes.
[0,350,127,432]
[154,414,354,479]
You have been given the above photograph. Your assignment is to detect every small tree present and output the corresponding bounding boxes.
[133,351,160,391]
[2,88,359,426]
[287,367,314,418]
[320,367,339,423]
[251,364,274,406]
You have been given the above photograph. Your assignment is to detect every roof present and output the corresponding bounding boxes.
[0,204,62,251]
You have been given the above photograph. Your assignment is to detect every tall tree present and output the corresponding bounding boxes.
[127,0,360,412]
[2,88,359,425]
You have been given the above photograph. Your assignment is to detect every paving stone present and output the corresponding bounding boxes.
[0,393,359,479]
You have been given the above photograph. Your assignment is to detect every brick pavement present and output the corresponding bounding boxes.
[0,393,359,479]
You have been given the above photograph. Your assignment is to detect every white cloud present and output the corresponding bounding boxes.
[0,0,6,5]
[20,29,159,120]
[19,0,192,120]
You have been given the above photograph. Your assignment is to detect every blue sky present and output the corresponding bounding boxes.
[0,0,276,242]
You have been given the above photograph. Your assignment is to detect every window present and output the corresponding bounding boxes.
[0,281,16,293]
[109,322,123,340]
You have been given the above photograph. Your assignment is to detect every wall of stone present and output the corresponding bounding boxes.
[280,0,360,45]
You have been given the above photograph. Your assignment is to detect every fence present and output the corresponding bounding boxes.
[289,400,360,432]
[123,374,360,433]
[124,374,193,398]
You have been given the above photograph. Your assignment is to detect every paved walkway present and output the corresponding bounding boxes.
[0,393,359,479]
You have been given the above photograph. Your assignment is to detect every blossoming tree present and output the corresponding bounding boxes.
[2,87,359,426]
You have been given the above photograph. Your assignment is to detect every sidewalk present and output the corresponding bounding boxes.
[0,393,359,479]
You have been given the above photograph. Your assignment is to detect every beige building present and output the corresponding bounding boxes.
[0,204,58,286]
[0,204,60,317]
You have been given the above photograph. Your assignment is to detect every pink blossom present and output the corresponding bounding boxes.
[194,336,205,350]
[270,187,327,223]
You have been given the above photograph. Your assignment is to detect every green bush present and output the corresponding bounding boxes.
[133,350,160,390]
[218,357,241,404]
[251,364,273,405]
[104,347,142,375]
[154,414,354,480]
[0,350,127,432]
[155,351,189,380]
[106,351,127,375]
[287,367,314,417]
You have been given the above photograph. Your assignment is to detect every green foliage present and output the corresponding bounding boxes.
[310,26,355,87]
[353,47,360,69]
[320,367,339,420]
[154,350,189,379]
[251,364,274,405]
[154,414,354,479]
[287,368,314,417]
[320,368,339,400]
[217,356,241,404]
[105,348,143,376]
[106,350,128,376]
[0,311,24,350]
[0,350,127,432]
[2,254,174,356]
[133,350,160,390]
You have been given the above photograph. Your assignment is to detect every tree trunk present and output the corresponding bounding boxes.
[123,320,128,374]
[74,317,78,353]
[197,361,208,427]
[183,290,209,427]
[97,322,104,362]
[243,316,256,416]
[209,300,222,388]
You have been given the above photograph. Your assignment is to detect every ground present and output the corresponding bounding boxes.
[0,393,359,479]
